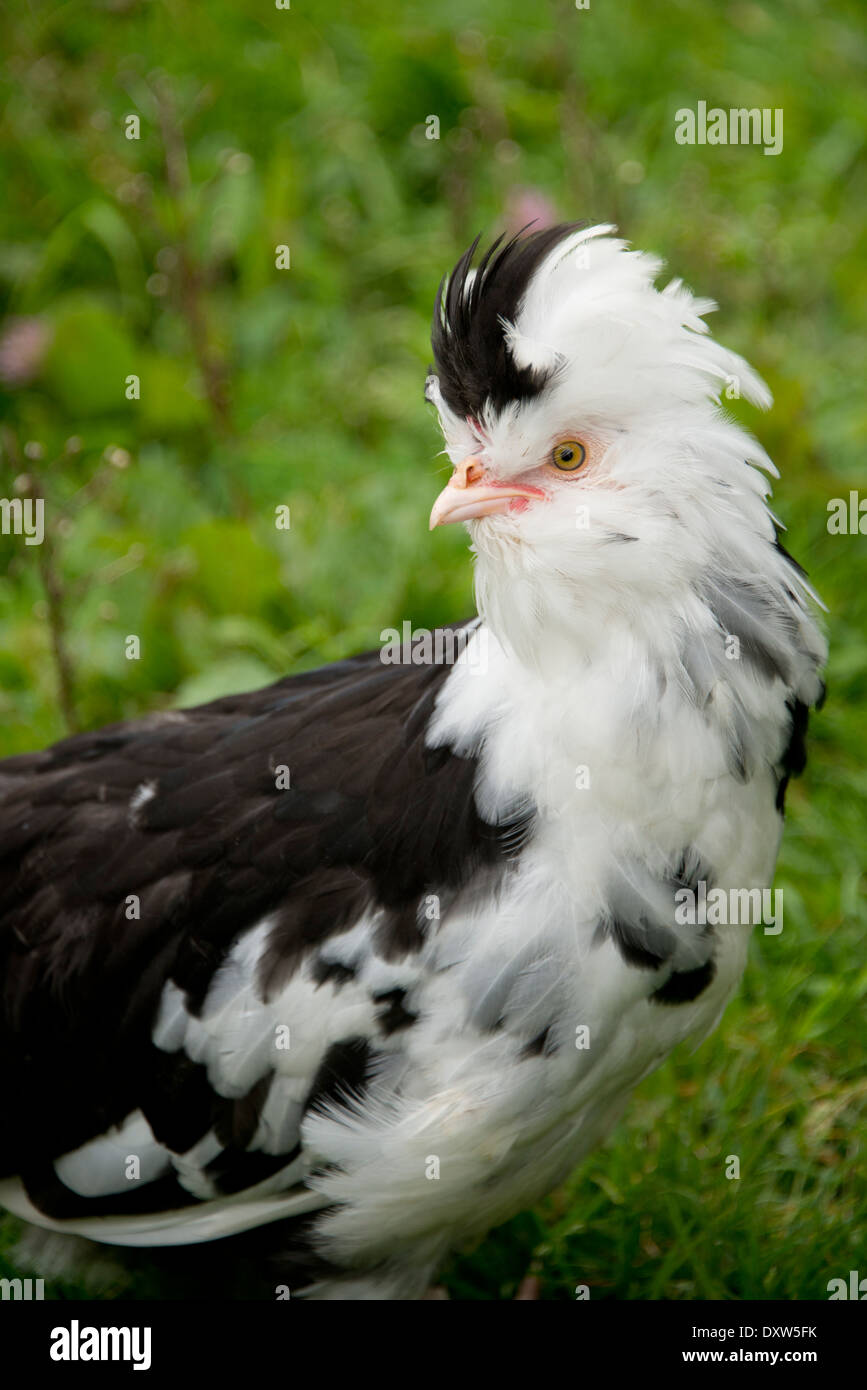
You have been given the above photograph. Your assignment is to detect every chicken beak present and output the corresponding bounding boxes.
[429,460,546,530]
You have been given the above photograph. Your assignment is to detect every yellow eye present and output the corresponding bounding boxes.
[551,440,586,471]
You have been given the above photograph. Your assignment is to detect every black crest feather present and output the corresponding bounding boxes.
[429,222,584,421]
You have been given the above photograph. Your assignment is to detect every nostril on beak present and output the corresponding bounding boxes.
[455,455,484,489]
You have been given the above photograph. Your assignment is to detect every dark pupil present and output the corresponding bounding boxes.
[560,447,574,463]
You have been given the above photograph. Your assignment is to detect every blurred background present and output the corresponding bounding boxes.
[0,0,865,1300]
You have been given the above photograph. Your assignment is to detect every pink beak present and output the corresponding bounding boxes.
[429,456,547,530]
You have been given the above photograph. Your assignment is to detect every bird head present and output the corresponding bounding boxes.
[425,224,817,674]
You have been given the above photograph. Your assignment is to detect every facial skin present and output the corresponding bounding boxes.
[429,431,608,530]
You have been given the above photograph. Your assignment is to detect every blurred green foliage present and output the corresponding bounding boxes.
[0,0,865,1300]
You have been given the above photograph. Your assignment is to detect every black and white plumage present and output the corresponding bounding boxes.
[0,224,826,1299]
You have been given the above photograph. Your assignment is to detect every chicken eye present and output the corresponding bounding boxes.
[551,440,586,471]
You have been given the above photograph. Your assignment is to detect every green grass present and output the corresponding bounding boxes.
[0,0,865,1299]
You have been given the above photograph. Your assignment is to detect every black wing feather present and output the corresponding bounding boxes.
[0,628,527,1188]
